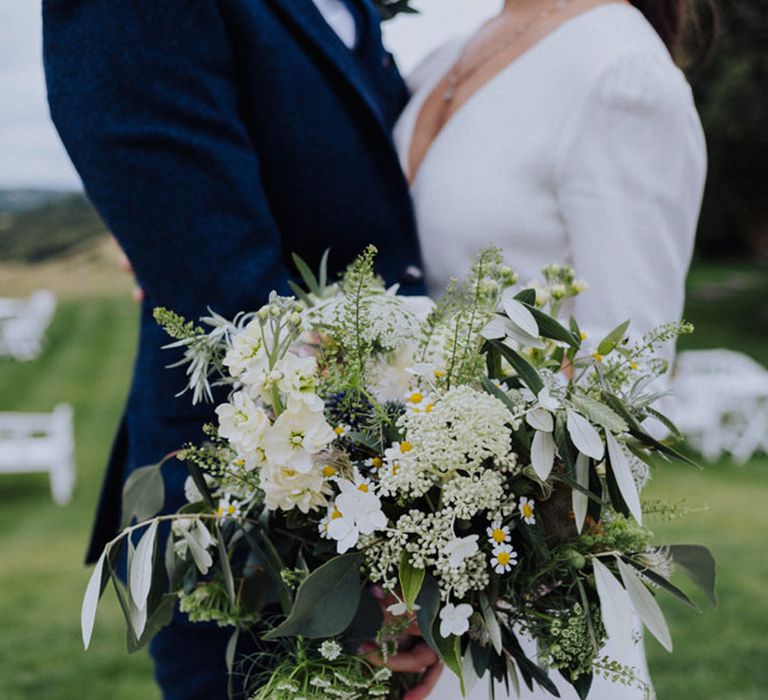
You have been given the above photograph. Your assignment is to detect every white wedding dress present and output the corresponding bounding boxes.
[393,4,706,699]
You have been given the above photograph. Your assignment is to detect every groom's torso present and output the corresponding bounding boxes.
[44,0,423,560]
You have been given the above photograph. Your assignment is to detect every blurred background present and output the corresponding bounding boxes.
[0,1,766,698]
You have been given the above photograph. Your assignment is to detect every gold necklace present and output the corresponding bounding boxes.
[441,0,572,105]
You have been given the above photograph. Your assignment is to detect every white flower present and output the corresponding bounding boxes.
[327,477,388,554]
[183,474,216,503]
[486,520,511,545]
[439,602,473,638]
[216,495,240,521]
[403,388,435,415]
[223,319,268,378]
[489,543,518,574]
[274,352,323,411]
[386,597,420,617]
[264,399,335,474]
[519,496,536,525]
[215,391,270,466]
[333,423,351,439]
[172,518,215,560]
[261,464,330,514]
[318,640,343,662]
[525,387,560,432]
[444,535,479,569]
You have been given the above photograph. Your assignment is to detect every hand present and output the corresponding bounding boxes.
[357,585,444,699]
[112,236,144,303]
[357,640,443,700]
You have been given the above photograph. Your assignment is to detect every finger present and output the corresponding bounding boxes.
[386,643,439,674]
[403,662,444,700]
[132,287,145,303]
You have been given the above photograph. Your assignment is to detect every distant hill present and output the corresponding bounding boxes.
[0,190,108,263]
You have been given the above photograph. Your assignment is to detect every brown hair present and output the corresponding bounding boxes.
[630,0,719,66]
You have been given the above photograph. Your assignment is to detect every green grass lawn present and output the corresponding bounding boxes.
[0,262,766,699]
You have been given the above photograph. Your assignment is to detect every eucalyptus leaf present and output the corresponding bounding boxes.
[216,524,236,603]
[121,463,164,528]
[566,409,604,460]
[127,594,176,653]
[597,320,630,356]
[605,432,642,524]
[81,548,110,649]
[291,252,320,296]
[513,288,537,306]
[432,625,464,694]
[129,520,159,628]
[399,550,426,612]
[669,545,717,605]
[616,558,673,652]
[522,303,581,348]
[526,407,554,432]
[415,575,440,653]
[479,594,503,656]
[489,340,544,394]
[501,296,539,337]
[182,527,213,575]
[531,430,556,480]
[592,558,634,656]
[572,452,590,534]
[264,552,363,639]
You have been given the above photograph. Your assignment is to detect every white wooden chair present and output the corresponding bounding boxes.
[0,403,76,504]
[673,349,768,464]
[0,290,58,361]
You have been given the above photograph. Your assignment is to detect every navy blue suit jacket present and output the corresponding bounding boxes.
[43,0,424,563]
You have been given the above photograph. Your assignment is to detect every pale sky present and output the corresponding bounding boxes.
[0,0,498,191]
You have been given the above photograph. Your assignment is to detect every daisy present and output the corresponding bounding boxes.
[519,496,536,525]
[486,520,511,545]
[490,543,518,574]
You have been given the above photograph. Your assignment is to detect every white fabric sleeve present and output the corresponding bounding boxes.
[554,51,707,374]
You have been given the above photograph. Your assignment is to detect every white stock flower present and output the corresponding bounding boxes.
[274,352,323,411]
[264,400,335,474]
[445,535,479,569]
[183,474,216,503]
[439,602,473,638]
[216,391,270,466]
[261,463,330,514]
[223,319,270,378]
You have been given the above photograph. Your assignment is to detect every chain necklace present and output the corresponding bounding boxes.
[441,0,573,105]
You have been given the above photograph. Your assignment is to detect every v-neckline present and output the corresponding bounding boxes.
[405,3,630,184]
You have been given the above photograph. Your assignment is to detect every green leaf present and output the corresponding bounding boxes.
[605,432,642,523]
[513,288,537,306]
[81,548,110,649]
[127,594,176,653]
[399,550,425,613]
[129,520,159,633]
[597,320,630,356]
[287,280,312,306]
[318,249,330,290]
[616,558,673,652]
[479,594,502,655]
[592,558,633,649]
[415,575,440,653]
[264,552,363,639]
[566,409,604,461]
[522,303,581,348]
[432,624,464,694]
[121,463,165,528]
[625,560,698,610]
[292,252,320,296]
[216,524,236,604]
[669,545,717,605]
[488,339,544,394]
[571,394,628,433]
[572,452,590,534]
[184,460,214,508]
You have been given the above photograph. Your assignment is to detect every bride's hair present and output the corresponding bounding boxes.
[630,0,719,65]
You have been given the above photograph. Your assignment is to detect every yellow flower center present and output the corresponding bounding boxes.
[330,508,343,520]
[579,331,588,341]
[322,465,337,478]
[630,360,639,370]
[227,505,237,515]
[592,352,603,363]
[234,458,245,467]
[357,483,369,493]
[522,503,534,519]
[497,551,511,566]
[371,457,383,468]
[492,529,506,543]
[424,403,435,413]
[282,468,297,478]
[399,442,413,453]
[334,426,345,435]
[433,369,447,378]
[392,464,400,475]
[409,392,423,404]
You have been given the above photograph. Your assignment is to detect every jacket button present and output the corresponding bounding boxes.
[401,265,423,285]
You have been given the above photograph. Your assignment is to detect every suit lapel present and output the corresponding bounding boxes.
[266,0,388,134]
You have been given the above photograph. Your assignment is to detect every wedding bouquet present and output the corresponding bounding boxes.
[82,247,715,699]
